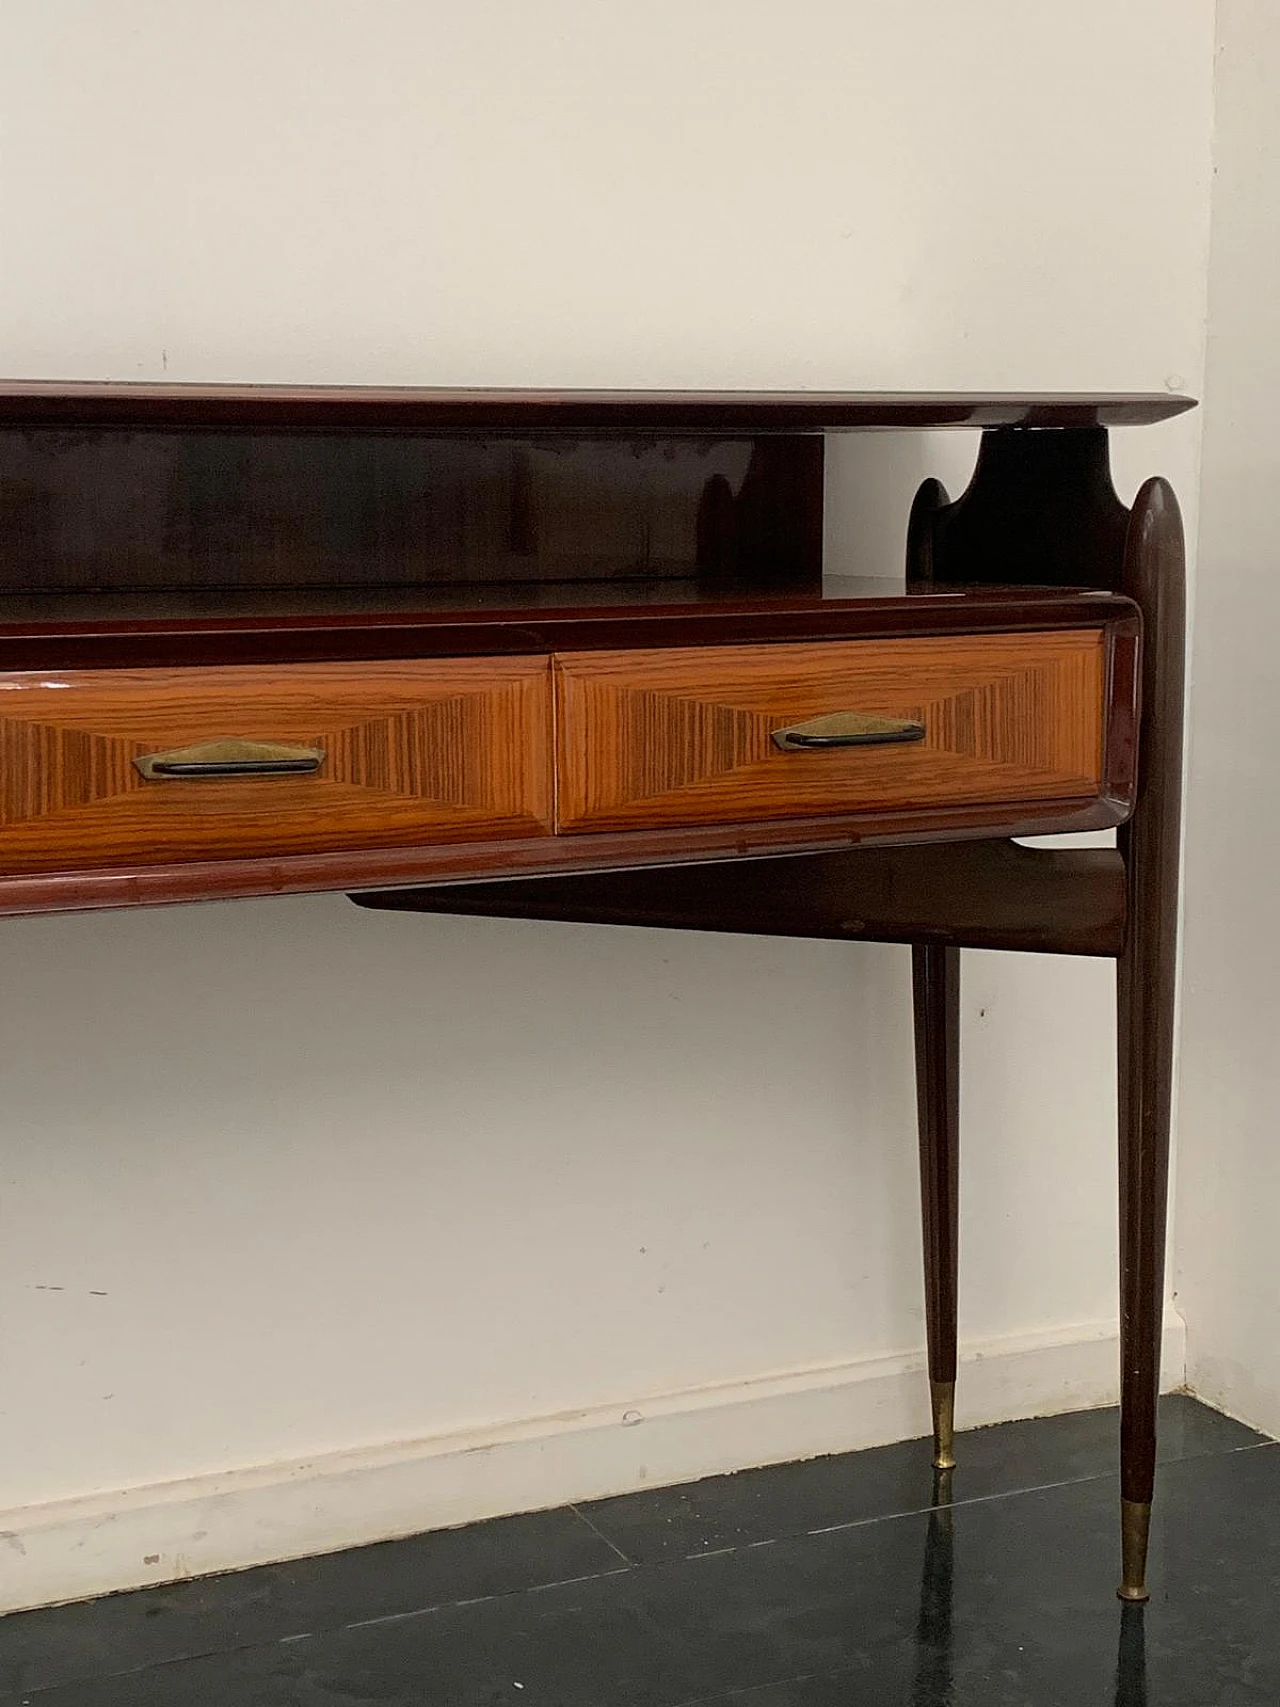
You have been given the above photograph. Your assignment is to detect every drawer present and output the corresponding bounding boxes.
[0,658,552,873]
[555,632,1108,833]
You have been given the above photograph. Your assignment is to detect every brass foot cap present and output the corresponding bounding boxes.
[1119,1499,1151,1603]
[929,1379,956,1474]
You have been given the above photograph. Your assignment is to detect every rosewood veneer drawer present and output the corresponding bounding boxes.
[555,632,1110,833]
[0,658,552,874]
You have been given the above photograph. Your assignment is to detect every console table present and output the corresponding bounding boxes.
[0,383,1191,1601]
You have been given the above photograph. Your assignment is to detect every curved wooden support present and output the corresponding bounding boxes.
[927,427,1131,589]
[1115,477,1185,1602]
[906,476,951,587]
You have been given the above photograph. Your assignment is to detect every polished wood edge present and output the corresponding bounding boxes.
[0,797,1126,918]
[1102,617,1142,816]
[0,382,1197,433]
[352,842,1127,959]
[0,593,1141,672]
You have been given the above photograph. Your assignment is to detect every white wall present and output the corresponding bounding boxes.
[0,1,1213,1609]
[1175,1,1280,1434]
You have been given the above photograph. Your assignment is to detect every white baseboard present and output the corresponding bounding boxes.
[0,1309,1186,1616]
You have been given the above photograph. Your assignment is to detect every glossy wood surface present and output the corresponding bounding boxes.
[0,658,552,874]
[555,632,1109,833]
[354,840,1127,958]
[0,383,1195,433]
[0,581,1139,672]
[0,431,822,594]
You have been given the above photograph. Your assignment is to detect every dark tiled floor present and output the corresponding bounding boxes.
[0,1394,1273,1705]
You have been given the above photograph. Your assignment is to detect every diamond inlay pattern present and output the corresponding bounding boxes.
[0,659,552,873]
[556,632,1106,832]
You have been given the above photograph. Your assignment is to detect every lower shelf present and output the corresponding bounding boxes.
[351,838,1127,959]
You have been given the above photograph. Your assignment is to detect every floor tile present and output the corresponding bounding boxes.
[0,1505,622,1697]
[13,1440,1280,1707]
[1152,1390,1266,1456]
[691,1447,1280,1706]
[580,1392,1264,1566]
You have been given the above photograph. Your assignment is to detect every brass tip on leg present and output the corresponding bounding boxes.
[1117,1499,1152,1603]
[930,1379,956,1472]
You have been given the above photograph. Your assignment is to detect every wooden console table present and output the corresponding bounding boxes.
[0,384,1191,1600]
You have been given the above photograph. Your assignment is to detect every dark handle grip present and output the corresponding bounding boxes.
[781,728,925,749]
[151,757,323,777]
[772,714,926,751]
[135,740,326,781]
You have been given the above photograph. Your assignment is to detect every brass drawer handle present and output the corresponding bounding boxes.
[772,713,926,751]
[135,739,326,780]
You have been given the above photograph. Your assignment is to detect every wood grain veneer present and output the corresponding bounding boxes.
[0,657,552,874]
[554,631,1108,833]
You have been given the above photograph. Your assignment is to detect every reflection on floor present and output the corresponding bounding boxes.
[0,1394,1273,1704]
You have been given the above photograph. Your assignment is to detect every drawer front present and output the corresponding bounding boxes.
[555,632,1108,833]
[0,658,552,873]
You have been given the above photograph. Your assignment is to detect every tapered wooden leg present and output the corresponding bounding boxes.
[913,943,961,1471]
[907,478,962,1474]
[1116,931,1174,1603]
[1116,478,1185,1603]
